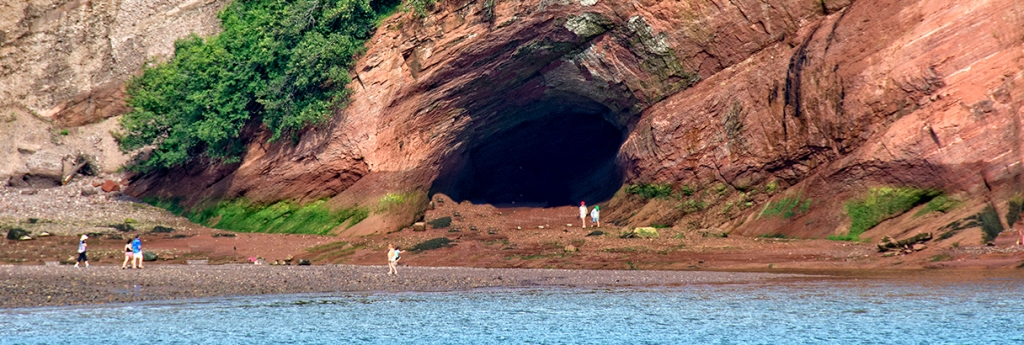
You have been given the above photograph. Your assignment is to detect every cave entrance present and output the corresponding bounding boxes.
[431,99,626,207]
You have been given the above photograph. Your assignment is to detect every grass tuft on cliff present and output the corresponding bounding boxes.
[626,183,673,199]
[117,0,401,172]
[760,193,811,219]
[832,187,940,241]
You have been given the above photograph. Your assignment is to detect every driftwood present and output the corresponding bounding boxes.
[60,154,91,185]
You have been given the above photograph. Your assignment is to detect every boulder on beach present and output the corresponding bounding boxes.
[6,228,28,240]
[100,180,120,192]
[143,251,158,261]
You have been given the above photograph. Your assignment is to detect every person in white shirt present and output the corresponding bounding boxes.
[579,201,588,228]
[75,234,89,268]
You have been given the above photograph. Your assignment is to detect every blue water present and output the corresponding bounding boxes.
[2,279,1023,344]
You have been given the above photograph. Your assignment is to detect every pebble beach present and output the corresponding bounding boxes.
[0,264,803,309]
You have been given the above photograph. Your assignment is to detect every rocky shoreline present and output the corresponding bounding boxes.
[0,264,814,309]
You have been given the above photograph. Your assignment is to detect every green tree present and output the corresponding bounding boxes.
[118,0,398,172]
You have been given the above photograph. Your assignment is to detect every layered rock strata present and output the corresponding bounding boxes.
[8,0,1023,239]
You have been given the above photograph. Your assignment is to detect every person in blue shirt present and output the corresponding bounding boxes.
[590,205,601,228]
[131,235,143,269]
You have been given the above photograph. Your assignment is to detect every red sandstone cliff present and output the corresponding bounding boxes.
[120,0,1024,239]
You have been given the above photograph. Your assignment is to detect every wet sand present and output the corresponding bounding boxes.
[0,264,819,309]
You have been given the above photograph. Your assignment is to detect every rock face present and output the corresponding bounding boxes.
[0,0,228,186]
[14,0,1022,238]
[0,0,227,123]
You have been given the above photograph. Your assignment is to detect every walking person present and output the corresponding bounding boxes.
[387,244,401,276]
[579,201,588,228]
[131,235,143,269]
[590,205,601,228]
[121,239,133,269]
[74,235,89,268]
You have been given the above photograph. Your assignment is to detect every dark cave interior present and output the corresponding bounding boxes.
[431,99,627,207]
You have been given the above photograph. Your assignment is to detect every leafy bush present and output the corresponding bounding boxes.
[832,187,940,241]
[626,183,672,199]
[403,0,436,17]
[1005,194,1024,226]
[427,216,452,229]
[118,0,400,171]
[978,205,1004,243]
[410,237,453,251]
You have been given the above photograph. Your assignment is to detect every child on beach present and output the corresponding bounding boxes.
[387,244,401,276]
[74,234,89,268]
[590,205,600,228]
[121,239,133,269]
[131,235,143,269]
[579,201,588,228]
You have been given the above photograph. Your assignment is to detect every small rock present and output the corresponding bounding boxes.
[100,180,120,192]
[6,228,28,240]
[142,251,158,261]
[563,245,577,252]
[453,211,461,217]
[20,189,38,195]
[80,187,98,196]
[487,229,498,235]
[516,226,522,230]
[38,232,50,237]
[538,226,544,229]
[19,235,33,241]
[297,259,311,266]
[912,244,926,251]
[412,222,426,231]
[565,224,573,227]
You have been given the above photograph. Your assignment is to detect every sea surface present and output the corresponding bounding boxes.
[2,277,1023,344]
